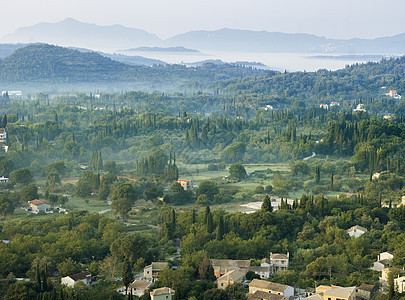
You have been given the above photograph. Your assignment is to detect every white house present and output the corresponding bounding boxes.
[371,252,394,272]
[28,200,52,213]
[249,265,271,279]
[394,275,405,294]
[0,176,9,183]
[0,130,6,140]
[61,271,92,287]
[378,252,394,261]
[353,104,366,112]
[347,225,367,238]
[116,280,153,297]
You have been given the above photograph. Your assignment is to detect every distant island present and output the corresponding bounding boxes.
[122,46,200,53]
[306,54,396,61]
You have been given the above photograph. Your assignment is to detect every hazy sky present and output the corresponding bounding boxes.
[1,0,404,39]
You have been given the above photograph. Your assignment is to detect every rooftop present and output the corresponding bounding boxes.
[270,253,289,260]
[68,271,91,281]
[218,270,245,282]
[358,283,376,292]
[247,291,285,300]
[347,225,367,232]
[249,279,288,292]
[29,199,46,206]
[210,259,251,269]
[150,287,175,296]
[324,286,356,298]
[129,280,153,289]
[145,262,170,270]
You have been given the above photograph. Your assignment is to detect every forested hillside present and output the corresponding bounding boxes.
[202,56,405,104]
[0,44,266,84]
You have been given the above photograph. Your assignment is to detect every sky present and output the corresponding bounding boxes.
[1,0,404,40]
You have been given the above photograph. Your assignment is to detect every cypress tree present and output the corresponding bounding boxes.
[206,212,214,233]
[204,206,210,224]
[314,166,320,184]
[330,171,334,191]
[191,209,196,224]
[216,215,224,240]
[261,194,273,212]
[122,259,133,295]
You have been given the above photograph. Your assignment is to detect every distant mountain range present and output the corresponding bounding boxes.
[2,18,405,54]
[1,18,161,49]
[122,46,199,53]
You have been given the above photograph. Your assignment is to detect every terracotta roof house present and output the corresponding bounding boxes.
[176,179,193,190]
[28,199,52,213]
[61,271,92,287]
[144,262,170,280]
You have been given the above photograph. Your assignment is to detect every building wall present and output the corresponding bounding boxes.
[151,293,174,300]
[61,277,75,287]
[218,279,234,290]
[378,252,394,261]
[144,266,153,279]
[394,277,405,294]
[284,286,294,298]
[348,230,365,238]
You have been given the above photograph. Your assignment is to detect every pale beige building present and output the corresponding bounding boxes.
[217,269,245,290]
[144,262,169,280]
[249,279,294,298]
[323,286,356,300]
[150,287,175,300]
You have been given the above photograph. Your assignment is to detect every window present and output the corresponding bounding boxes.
[166,296,168,299]
[221,283,224,286]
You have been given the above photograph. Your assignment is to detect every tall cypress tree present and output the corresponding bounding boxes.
[122,259,133,295]
[206,212,214,233]
[204,206,210,224]
[216,215,224,240]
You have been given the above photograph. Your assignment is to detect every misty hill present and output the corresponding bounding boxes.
[200,56,405,102]
[167,28,405,54]
[2,18,162,49]
[0,44,266,84]
[0,43,166,67]
[123,46,199,53]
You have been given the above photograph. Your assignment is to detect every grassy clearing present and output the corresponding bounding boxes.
[64,196,110,213]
